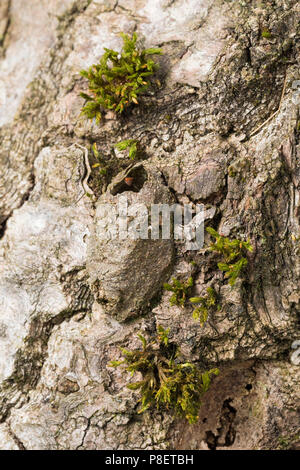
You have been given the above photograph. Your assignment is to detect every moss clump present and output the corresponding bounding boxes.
[114,139,139,160]
[80,32,162,122]
[190,287,220,327]
[91,143,107,175]
[164,276,194,307]
[261,29,272,39]
[207,227,253,286]
[109,326,219,424]
[277,434,300,450]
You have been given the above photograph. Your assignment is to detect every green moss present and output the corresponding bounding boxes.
[207,227,253,286]
[91,142,107,174]
[190,287,220,327]
[79,32,162,122]
[277,434,300,450]
[228,166,237,177]
[114,139,139,160]
[164,276,194,307]
[261,29,272,39]
[109,326,219,424]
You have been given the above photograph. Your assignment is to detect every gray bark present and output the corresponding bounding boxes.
[0,0,299,450]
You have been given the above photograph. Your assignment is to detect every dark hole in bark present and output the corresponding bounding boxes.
[205,430,217,450]
[111,166,148,195]
[205,398,237,450]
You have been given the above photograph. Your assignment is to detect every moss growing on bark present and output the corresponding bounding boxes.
[114,139,139,160]
[207,227,253,286]
[110,326,219,424]
[80,32,162,122]
[164,276,194,307]
[190,287,220,327]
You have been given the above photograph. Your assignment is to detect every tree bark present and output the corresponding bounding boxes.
[0,0,299,450]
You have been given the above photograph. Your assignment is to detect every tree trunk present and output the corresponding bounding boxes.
[0,0,299,450]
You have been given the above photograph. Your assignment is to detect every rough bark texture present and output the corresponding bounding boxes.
[0,0,299,450]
